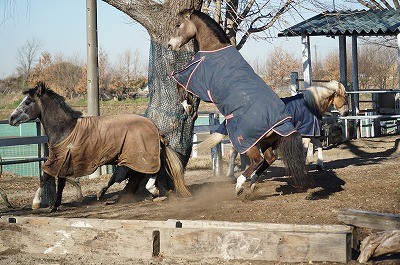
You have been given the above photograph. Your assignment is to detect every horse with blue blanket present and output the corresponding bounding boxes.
[201,81,348,178]
[168,9,314,195]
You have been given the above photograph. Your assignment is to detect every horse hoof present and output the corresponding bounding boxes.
[236,186,244,196]
[153,196,167,202]
[32,203,40,210]
[250,183,258,193]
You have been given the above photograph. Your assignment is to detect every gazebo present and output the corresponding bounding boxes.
[279,9,400,137]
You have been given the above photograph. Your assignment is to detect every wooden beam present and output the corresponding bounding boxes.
[338,209,400,230]
[0,216,353,263]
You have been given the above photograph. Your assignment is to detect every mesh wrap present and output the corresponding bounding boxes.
[144,40,200,157]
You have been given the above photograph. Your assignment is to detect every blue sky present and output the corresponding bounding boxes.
[0,1,347,78]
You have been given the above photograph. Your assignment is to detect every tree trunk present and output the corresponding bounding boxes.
[102,0,203,165]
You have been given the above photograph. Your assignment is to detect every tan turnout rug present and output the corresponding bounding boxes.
[42,114,162,178]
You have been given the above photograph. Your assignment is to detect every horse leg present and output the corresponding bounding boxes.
[32,173,53,210]
[97,171,117,200]
[227,147,238,179]
[53,178,67,211]
[248,147,276,192]
[65,178,83,202]
[97,166,131,200]
[311,137,324,171]
[302,137,311,157]
[145,176,160,197]
[235,147,263,196]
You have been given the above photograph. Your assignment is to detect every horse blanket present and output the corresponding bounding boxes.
[42,114,162,178]
[281,94,323,137]
[217,94,323,139]
[171,45,296,154]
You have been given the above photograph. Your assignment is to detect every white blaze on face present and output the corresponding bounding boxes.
[9,96,30,126]
[168,36,184,51]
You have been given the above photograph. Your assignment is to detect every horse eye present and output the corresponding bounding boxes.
[176,24,181,28]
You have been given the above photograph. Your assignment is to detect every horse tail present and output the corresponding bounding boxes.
[163,144,192,197]
[276,132,313,191]
[197,132,228,151]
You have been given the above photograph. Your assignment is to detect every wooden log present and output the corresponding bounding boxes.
[338,209,400,230]
[358,230,400,263]
[0,216,353,263]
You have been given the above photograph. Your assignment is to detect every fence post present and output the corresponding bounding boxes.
[289,72,299,95]
[209,113,222,176]
[36,120,55,207]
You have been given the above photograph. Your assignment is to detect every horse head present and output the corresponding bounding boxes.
[8,82,46,126]
[327,81,349,116]
[168,9,197,51]
[168,9,230,51]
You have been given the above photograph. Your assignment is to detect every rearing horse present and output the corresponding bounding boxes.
[9,82,191,210]
[168,9,313,195]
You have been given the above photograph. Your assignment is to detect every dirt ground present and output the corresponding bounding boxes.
[0,134,399,264]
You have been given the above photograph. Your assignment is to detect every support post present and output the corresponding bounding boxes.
[301,34,312,88]
[37,120,54,207]
[339,36,350,139]
[351,36,360,138]
[289,72,299,95]
[210,113,222,176]
[86,0,101,178]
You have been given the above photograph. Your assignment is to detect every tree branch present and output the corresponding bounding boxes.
[236,0,294,50]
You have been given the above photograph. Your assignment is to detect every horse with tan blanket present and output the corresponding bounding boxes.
[9,82,191,211]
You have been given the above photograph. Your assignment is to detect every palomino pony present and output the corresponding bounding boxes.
[200,81,348,178]
[168,9,313,195]
[9,82,191,210]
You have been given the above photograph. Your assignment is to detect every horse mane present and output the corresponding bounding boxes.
[303,81,343,113]
[181,9,231,45]
[25,82,83,119]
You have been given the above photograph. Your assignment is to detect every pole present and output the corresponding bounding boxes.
[86,0,100,117]
[86,0,101,178]
[301,34,312,88]
[351,36,360,138]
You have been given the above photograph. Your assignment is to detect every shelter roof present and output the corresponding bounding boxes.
[278,9,400,37]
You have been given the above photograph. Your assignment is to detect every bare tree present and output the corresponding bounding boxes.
[101,0,203,164]
[262,46,301,92]
[202,0,316,50]
[16,37,42,82]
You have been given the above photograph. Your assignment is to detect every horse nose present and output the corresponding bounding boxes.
[9,114,18,126]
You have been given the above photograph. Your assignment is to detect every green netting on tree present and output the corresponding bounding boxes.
[144,40,200,158]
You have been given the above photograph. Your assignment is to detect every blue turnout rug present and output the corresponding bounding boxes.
[217,94,323,140]
[171,45,296,154]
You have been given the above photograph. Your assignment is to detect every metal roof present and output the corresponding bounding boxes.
[279,9,400,37]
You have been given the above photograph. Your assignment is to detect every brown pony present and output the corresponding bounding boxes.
[168,9,314,195]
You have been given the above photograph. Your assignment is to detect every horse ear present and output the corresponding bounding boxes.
[336,82,346,95]
[36,81,47,97]
[185,8,194,19]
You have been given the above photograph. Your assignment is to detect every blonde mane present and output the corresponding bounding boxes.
[303,81,345,114]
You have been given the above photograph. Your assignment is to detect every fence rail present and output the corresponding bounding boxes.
[0,112,223,177]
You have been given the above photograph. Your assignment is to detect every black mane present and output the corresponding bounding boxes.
[24,82,83,119]
[180,9,231,45]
